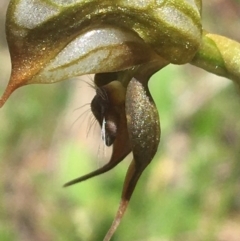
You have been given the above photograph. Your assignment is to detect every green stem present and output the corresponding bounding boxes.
[191,30,240,87]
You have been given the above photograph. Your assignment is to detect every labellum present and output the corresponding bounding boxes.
[64,71,161,240]
[1,0,240,240]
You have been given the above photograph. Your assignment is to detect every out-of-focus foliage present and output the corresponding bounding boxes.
[0,1,240,241]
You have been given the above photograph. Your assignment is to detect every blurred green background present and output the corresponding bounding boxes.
[0,1,240,241]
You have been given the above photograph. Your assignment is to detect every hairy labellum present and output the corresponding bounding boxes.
[91,81,126,146]
[65,73,161,241]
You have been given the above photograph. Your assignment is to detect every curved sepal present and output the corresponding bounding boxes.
[103,78,161,241]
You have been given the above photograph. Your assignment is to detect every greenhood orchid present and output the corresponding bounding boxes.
[1,0,240,240]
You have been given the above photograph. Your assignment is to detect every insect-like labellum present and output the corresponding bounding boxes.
[64,77,131,188]
[91,82,122,147]
[64,73,160,240]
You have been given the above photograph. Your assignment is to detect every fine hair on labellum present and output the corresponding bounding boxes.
[64,73,160,241]
[72,76,116,162]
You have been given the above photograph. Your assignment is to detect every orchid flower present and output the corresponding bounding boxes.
[1,1,240,240]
